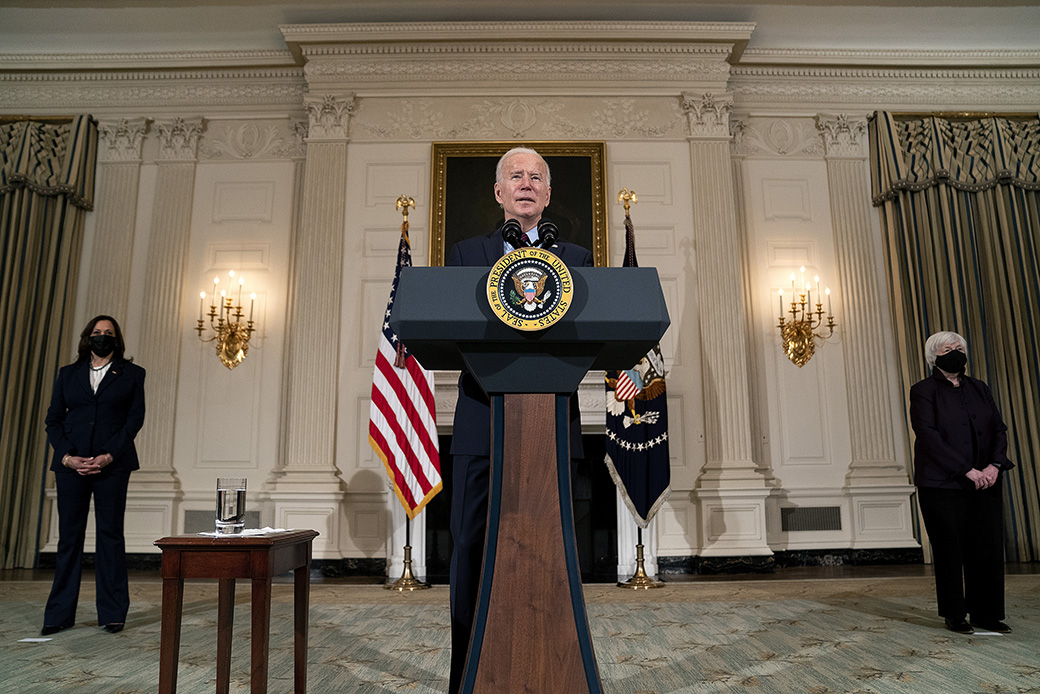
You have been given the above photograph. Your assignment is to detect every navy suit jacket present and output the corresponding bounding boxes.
[446,227,593,457]
[909,368,1014,490]
[45,359,146,474]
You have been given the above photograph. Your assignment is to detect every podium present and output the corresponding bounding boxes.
[391,265,669,694]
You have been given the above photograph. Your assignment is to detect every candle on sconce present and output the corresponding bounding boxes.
[814,275,820,302]
[238,275,244,307]
[778,288,784,317]
[199,292,206,321]
[799,266,806,292]
[806,282,811,308]
[249,292,256,322]
[825,287,832,314]
[790,272,796,293]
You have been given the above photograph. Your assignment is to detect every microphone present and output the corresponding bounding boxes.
[501,218,523,248]
[537,218,559,248]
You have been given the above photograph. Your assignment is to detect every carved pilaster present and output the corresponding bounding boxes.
[685,103,770,554]
[269,107,348,495]
[86,118,150,322]
[817,113,915,546]
[817,113,904,483]
[817,113,869,159]
[97,117,149,163]
[680,92,733,140]
[304,93,357,141]
[155,117,204,161]
[132,117,204,491]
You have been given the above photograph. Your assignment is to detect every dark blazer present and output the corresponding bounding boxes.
[45,359,146,474]
[909,368,1014,490]
[447,226,593,457]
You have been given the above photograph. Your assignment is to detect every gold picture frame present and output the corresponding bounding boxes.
[429,141,608,267]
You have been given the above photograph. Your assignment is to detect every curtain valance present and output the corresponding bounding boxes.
[869,111,1040,205]
[0,116,97,210]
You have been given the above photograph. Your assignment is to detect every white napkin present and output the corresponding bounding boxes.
[197,527,293,537]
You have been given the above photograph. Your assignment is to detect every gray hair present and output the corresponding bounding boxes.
[495,147,551,186]
[924,331,968,369]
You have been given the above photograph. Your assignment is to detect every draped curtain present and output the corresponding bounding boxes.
[869,111,1040,562]
[0,116,97,568]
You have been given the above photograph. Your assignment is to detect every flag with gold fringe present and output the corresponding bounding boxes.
[604,202,671,527]
[369,210,442,519]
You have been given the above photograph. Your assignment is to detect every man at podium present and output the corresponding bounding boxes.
[445,146,593,694]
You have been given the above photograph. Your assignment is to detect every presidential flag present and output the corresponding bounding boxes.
[369,220,442,519]
[604,209,670,527]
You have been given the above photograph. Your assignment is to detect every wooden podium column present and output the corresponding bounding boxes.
[463,393,602,694]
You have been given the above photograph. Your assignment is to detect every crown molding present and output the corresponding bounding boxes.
[0,67,305,115]
[0,50,297,71]
[280,20,756,63]
[740,47,1040,69]
[731,64,1040,111]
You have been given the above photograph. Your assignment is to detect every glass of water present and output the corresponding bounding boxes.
[215,477,246,534]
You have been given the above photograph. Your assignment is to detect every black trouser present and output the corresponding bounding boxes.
[44,470,131,628]
[917,484,1005,622]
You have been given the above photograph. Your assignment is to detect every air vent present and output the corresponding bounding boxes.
[781,506,841,532]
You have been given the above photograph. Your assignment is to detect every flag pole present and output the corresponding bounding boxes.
[379,194,434,592]
[618,526,665,589]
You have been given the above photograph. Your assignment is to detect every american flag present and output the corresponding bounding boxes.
[369,224,442,519]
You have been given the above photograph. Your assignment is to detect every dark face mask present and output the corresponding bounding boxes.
[934,349,967,374]
[89,334,116,358]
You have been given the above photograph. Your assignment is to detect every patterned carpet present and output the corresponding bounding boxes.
[2,574,1039,693]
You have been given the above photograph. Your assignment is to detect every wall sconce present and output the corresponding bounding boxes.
[776,266,836,367]
[196,270,257,370]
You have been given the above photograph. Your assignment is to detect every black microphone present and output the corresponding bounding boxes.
[538,218,559,248]
[501,218,523,248]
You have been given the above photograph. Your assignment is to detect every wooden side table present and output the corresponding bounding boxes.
[154,529,319,694]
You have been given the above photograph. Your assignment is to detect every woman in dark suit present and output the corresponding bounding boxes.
[42,315,146,635]
[910,330,1014,635]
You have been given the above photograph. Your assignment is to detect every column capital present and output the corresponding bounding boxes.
[816,113,869,159]
[97,117,151,163]
[154,117,205,161]
[304,92,358,141]
[680,91,733,140]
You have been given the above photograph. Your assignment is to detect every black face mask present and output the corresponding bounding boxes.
[89,334,116,358]
[934,349,967,374]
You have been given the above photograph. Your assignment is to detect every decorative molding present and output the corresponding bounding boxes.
[816,114,869,159]
[353,97,680,141]
[284,22,750,71]
[739,47,1040,68]
[730,118,749,157]
[680,92,732,139]
[305,57,729,87]
[97,117,150,162]
[731,66,1040,109]
[0,51,297,71]
[739,117,824,158]
[0,69,305,113]
[199,120,306,160]
[155,117,204,161]
[304,93,357,141]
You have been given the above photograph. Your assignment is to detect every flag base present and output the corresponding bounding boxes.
[617,542,664,589]
[385,544,430,591]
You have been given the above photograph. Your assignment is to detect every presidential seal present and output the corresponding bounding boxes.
[487,247,573,331]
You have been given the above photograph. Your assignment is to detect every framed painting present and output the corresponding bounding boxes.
[429,141,608,267]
